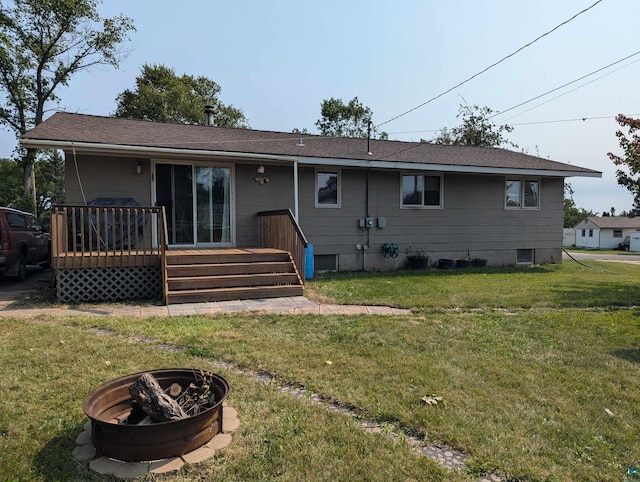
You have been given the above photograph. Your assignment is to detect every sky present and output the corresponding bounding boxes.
[2,0,639,214]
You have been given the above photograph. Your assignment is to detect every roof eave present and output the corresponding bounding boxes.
[20,138,298,163]
[20,138,602,178]
[298,156,602,178]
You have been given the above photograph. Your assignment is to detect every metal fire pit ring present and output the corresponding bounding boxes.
[83,368,229,462]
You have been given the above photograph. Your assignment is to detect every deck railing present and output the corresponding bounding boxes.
[50,205,167,269]
[257,209,309,282]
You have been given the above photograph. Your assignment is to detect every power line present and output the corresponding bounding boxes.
[510,114,640,127]
[490,50,640,120]
[499,57,640,122]
[375,0,604,128]
[386,113,640,136]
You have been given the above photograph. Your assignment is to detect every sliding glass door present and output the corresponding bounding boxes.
[195,166,231,244]
[155,163,233,246]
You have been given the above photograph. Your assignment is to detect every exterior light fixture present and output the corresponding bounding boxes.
[254,164,269,185]
[135,161,143,175]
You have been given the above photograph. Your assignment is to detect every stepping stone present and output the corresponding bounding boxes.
[75,430,91,445]
[149,457,184,474]
[72,443,96,462]
[90,456,123,475]
[206,433,232,451]
[113,461,150,479]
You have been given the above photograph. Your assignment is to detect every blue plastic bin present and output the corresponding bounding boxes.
[305,244,314,279]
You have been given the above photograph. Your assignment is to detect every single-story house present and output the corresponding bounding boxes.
[574,216,640,250]
[21,112,600,304]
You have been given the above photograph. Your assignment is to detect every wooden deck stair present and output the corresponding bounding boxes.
[164,248,304,304]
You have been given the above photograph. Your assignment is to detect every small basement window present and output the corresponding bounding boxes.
[516,249,534,264]
[314,254,337,272]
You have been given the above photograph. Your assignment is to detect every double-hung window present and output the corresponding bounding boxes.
[505,178,539,209]
[401,173,443,208]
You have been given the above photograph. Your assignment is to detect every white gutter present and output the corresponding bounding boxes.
[20,139,299,163]
[293,160,299,221]
[20,138,601,178]
[295,156,602,178]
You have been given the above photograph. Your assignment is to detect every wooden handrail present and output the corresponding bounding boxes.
[160,207,169,305]
[257,209,309,246]
[257,209,309,283]
[50,205,166,270]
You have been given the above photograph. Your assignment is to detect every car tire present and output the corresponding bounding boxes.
[16,254,27,281]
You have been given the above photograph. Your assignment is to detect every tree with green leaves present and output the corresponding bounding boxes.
[564,183,596,228]
[0,152,64,226]
[607,114,640,210]
[0,158,22,207]
[432,104,517,148]
[0,0,134,213]
[314,97,387,139]
[114,64,248,128]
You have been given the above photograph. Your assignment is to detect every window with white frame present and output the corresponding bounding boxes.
[589,229,593,237]
[581,229,586,237]
[315,169,340,208]
[505,178,539,209]
[401,173,443,208]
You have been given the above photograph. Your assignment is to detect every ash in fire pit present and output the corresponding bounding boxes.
[83,368,229,461]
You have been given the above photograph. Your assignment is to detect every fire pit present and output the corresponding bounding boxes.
[83,368,229,461]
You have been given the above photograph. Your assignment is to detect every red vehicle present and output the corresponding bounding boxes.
[0,207,51,280]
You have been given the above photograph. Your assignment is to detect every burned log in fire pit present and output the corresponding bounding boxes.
[83,368,229,461]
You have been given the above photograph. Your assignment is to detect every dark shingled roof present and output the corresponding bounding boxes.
[22,112,600,176]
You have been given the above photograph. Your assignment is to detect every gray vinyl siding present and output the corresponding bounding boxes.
[64,153,151,205]
[236,163,295,247]
[297,169,563,268]
[62,152,564,268]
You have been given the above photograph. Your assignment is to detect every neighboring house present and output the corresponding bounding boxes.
[21,112,600,304]
[563,228,576,247]
[574,216,640,250]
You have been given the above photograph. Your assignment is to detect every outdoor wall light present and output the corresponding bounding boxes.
[254,164,269,184]
[135,161,143,175]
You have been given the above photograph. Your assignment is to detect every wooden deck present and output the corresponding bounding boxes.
[50,206,308,304]
[53,250,161,269]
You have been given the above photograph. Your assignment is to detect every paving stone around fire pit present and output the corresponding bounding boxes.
[74,403,240,479]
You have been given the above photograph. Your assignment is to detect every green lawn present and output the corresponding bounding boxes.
[308,261,640,310]
[3,261,640,481]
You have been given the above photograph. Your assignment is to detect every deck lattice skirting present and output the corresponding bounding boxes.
[56,267,162,303]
